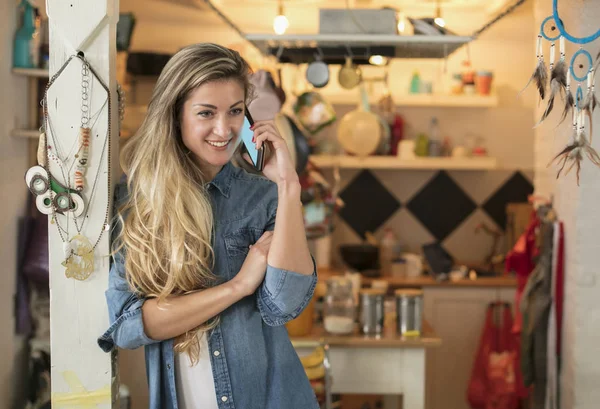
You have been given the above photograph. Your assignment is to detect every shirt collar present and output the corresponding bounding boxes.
[207,161,233,198]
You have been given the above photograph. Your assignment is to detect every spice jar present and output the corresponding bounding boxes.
[359,288,386,335]
[323,277,356,335]
[395,289,423,337]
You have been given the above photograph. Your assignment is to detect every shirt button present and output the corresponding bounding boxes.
[213,350,220,357]
[221,396,228,402]
[167,364,171,370]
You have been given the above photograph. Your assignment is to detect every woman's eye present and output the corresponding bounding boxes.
[198,111,214,118]
[230,108,243,115]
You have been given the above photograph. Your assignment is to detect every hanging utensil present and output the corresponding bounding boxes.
[337,84,381,156]
[338,55,362,90]
[306,48,329,88]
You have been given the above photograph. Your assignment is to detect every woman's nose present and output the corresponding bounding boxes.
[213,116,232,138]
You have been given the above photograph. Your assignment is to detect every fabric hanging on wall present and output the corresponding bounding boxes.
[545,221,564,409]
[519,206,556,409]
[505,210,540,335]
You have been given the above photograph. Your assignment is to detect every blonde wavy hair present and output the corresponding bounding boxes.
[116,43,253,364]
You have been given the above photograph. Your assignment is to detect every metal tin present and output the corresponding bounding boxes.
[395,289,423,336]
[359,289,385,335]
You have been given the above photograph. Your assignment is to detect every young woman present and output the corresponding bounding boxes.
[98,43,318,409]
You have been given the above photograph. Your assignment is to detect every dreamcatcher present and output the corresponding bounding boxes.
[521,0,600,185]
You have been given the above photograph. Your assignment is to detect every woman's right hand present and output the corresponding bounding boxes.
[232,231,274,296]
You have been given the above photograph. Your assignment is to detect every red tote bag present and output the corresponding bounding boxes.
[467,303,521,409]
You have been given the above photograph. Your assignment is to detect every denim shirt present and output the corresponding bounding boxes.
[97,162,319,409]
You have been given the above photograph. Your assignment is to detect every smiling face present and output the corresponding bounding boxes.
[180,79,246,179]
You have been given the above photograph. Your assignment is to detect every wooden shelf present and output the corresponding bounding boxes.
[398,94,498,107]
[309,155,498,170]
[12,68,49,78]
[11,129,39,139]
[291,321,442,349]
[318,269,518,288]
[327,93,498,108]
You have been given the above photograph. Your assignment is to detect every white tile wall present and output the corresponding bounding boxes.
[534,1,600,407]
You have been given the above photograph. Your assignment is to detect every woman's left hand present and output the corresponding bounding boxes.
[247,120,298,186]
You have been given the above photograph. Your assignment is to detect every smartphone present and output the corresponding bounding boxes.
[240,108,265,171]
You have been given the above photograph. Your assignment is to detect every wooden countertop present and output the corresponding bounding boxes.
[317,268,518,288]
[290,320,442,349]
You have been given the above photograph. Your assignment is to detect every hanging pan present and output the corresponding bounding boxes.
[306,49,329,88]
[337,83,381,157]
[338,56,362,89]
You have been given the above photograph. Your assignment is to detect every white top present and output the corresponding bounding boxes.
[175,333,219,409]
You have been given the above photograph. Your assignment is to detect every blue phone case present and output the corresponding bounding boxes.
[240,116,259,167]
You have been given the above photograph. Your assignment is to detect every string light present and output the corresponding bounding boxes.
[273,0,289,35]
[369,55,388,66]
[434,0,445,28]
[397,11,407,34]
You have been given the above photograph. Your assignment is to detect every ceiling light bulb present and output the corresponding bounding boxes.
[369,55,388,66]
[273,3,289,35]
[397,11,406,34]
[434,3,445,28]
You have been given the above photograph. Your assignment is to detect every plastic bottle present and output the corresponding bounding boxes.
[379,228,399,276]
[390,114,404,156]
[415,132,429,157]
[13,0,39,68]
[409,71,421,94]
[428,117,442,157]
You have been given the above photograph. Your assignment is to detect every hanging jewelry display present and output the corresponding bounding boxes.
[521,0,600,185]
[23,53,113,280]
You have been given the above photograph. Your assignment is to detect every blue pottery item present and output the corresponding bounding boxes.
[13,0,36,68]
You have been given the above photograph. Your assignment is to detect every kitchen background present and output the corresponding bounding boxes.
[119,0,537,269]
[112,1,539,408]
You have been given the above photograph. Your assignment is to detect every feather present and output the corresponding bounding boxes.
[583,69,598,142]
[584,96,598,142]
[519,61,547,100]
[585,144,600,165]
[549,126,600,186]
[559,91,575,125]
[563,150,582,186]
[552,60,568,96]
[534,59,548,101]
[519,35,547,100]
[535,75,561,127]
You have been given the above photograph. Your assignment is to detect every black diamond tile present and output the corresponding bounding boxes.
[339,170,401,239]
[482,171,534,230]
[407,171,477,241]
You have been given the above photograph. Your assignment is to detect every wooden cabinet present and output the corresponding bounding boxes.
[424,286,516,409]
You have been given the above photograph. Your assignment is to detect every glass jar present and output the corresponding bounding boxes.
[323,278,356,335]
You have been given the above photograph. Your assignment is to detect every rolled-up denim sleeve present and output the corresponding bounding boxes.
[97,251,158,352]
[257,256,317,326]
[257,181,318,325]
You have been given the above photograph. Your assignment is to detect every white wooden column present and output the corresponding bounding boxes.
[46,0,119,407]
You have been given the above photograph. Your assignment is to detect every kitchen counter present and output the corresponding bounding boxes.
[311,268,516,409]
[318,268,518,288]
[291,320,441,348]
[292,320,440,409]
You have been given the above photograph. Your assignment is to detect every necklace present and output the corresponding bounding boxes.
[39,53,113,280]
